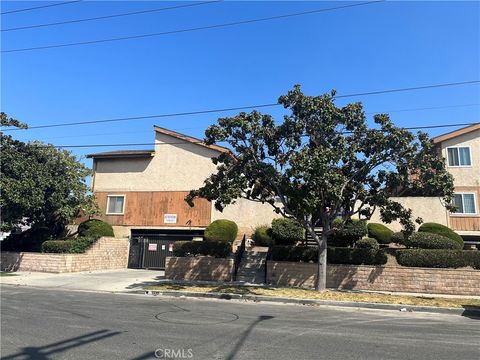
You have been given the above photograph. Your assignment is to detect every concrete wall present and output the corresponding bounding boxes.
[165,256,234,282]
[1,237,129,273]
[367,197,448,232]
[267,261,480,296]
[93,132,219,192]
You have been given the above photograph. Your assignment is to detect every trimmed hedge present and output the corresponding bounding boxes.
[270,245,387,265]
[271,218,304,245]
[173,241,231,258]
[356,237,380,251]
[396,249,480,268]
[41,236,99,254]
[328,219,367,247]
[403,232,462,250]
[367,223,393,244]
[78,219,114,238]
[391,232,405,244]
[254,225,273,247]
[418,222,464,247]
[204,219,238,244]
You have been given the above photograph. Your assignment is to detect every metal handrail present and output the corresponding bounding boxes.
[233,234,246,281]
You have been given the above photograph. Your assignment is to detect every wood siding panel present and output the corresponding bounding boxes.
[449,186,480,231]
[94,191,211,227]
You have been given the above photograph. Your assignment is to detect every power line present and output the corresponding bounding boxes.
[1,1,222,32]
[33,122,480,149]
[2,1,383,53]
[4,80,479,132]
[1,1,81,15]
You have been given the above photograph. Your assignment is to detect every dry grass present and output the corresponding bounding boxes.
[145,283,480,309]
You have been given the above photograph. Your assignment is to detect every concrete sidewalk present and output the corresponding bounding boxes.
[0,269,164,292]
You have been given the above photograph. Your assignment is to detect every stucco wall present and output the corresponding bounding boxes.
[367,197,448,231]
[93,132,219,192]
[438,129,480,188]
[165,256,234,281]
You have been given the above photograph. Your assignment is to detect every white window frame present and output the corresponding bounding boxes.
[106,195,125,215]
[451,192,477,216]
[446,146,472,167]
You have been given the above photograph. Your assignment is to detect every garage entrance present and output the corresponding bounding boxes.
[128,229,204,269]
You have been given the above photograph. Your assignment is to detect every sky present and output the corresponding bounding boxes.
[1,1,479,168]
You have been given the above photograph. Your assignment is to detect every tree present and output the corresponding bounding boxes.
[186,86,455,291]
[1,112,98,240]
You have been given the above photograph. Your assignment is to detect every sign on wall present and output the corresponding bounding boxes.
[164,214,177,224]
[148,243,157,251]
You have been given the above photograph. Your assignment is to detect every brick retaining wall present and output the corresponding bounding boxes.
[1,237,129,273]
[165,256,234,282]
[267,261,480,296]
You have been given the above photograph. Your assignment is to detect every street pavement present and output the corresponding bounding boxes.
[0,269,164,292]
[1,286,479,360]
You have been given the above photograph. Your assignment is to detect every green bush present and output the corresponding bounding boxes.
[328,247,387,265]
[253,225,273,247]
[270,246,317,262]
[391,232,405,244]
[396,249,480,268]
[328,219,367,247]
[356,237,380,251]
[173,241,231,258]
[403,232,462,250]
[78,219,114,238]
[204,219,238,244]
[418,222,464,247]
[41,236,99,254]
[271,218,304,245]
[367,223,393,244]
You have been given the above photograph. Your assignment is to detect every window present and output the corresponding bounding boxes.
[447,147,471,166]
[106,195,125,215]
[453,193,477,214]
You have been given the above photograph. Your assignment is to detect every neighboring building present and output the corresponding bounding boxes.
[86,126,279,246]
[432,123,480,236]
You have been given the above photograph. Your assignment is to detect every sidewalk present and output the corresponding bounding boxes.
[0,269,164,292]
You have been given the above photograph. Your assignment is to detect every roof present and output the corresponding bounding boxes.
[86,149,155,159]
[432,123,480,144]
[153,125,230,153]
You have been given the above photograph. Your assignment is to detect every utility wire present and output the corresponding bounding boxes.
[1,1,81,15]
[2,1,383,53]
[1,1,222,32]
[4,80,479,132]
[31,122,480,149]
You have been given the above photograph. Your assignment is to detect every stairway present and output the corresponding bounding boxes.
[236,248,268,284]
[304,227,323,247]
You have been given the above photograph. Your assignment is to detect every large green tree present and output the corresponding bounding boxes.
[1,112,96,240]
[186,86,454,291]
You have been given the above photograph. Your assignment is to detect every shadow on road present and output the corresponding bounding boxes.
[461,305,480,320]
[1,329,121,360]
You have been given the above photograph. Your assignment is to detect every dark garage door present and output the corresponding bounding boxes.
[128,229,204,269]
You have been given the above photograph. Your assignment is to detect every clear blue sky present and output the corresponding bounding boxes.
[2,1,479,166]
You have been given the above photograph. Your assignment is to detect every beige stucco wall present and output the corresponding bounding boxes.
[367,197,448,232]
[93,132,219,191]
[211,199,282,236]
[438,129,480,188]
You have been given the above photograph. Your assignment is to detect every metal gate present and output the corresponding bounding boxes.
[128,229,204,269]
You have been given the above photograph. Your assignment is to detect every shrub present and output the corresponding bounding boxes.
[253,225,273,247]
[391,232,405,244]
[42,240,75,253]
[270,246,317,262]
[271,218,304,245]
[173,241,231,258]
[356,237,380,251]
[403,232,462,250]
[396,249,480,268]
[204,219,238,244]
[328,247,387,265]
[328,219,367,247]
[78,219,114,238]
[41,236,99,253]
[367,223,393,244]
[418,222,464,248]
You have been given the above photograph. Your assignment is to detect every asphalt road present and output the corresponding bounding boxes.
[1,286,479,360]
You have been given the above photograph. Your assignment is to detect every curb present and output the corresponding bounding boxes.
[144,290,480,317]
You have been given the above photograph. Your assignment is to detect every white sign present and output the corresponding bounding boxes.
[164,214,177,224]
[161,245,166,250]
[148,243,157,251]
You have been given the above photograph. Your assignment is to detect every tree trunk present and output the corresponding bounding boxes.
[316,232,328,291]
